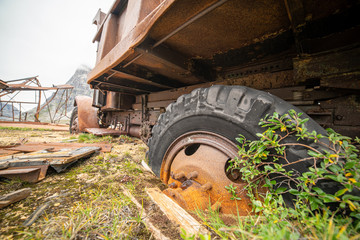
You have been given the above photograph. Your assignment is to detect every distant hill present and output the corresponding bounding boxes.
[0,102,20,121]
[27,65,93,123]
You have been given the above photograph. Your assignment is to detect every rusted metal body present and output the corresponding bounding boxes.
[74,96,99,131]
[73,0,360,213]
[2,142,112,153]
[85,125,140,138]
[84,0,359,139]
[0,166,48,183]
[0,76,73,123]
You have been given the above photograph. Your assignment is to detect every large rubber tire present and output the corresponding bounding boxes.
[69,107,79,134]
[148,86,329,206]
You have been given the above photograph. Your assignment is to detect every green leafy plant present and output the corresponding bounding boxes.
[222,109,360,238]
[180,229,211,240]
[225,184,242,201]
[77,133,115,143]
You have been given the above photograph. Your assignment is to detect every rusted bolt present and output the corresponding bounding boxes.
[180,180,193,190]
[231,170,240,180]
[167,190,175,197]
[187,171,198,179]
[168,182,177,189]
[211,202,222,212]
[336,115,343,121]
[201,182,212,191]
[174,171,186,181]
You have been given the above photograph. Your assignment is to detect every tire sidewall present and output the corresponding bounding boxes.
[69,106,78,134]
[148,114,259,177]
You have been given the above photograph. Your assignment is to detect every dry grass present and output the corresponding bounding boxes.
[0,130,179,240]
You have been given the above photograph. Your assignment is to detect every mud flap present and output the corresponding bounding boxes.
[75,96,99,131]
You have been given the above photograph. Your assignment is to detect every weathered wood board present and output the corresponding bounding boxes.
[146,188,209,236]
[0,147,100,182]
[6,142,111,153]
[0,188,32,209]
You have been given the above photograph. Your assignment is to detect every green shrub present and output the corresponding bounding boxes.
[223,109,360,238]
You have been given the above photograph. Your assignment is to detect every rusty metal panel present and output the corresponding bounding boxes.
[88,0,176,83]
[0,147,100,174]
[75,96,100,131]
[149,0,289,58]
[103,92,135,110]
[293,48,360,82]
[135,70,295,103]
[0,165,48,183]
[321,74,360,90]
[0,80,9,89]
[0,149,21,157]
[85,126,140,138]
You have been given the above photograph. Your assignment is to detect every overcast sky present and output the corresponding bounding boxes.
[0,0,114,87]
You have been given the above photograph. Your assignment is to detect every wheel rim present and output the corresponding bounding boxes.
[160,131,253,214]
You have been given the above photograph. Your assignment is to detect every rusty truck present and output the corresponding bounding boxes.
[70,0,360,214]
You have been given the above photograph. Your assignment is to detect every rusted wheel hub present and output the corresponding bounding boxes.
[160,131,253,214]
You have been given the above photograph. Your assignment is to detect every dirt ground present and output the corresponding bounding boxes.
[0,128,183,239]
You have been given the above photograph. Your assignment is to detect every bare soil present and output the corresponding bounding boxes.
[0,129,181,239]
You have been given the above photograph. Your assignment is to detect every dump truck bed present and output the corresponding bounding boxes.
[88,0,360,95]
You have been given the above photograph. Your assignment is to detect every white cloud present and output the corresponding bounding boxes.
[0,0,113,86]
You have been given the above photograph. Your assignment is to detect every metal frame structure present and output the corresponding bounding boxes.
[0,76,74,123]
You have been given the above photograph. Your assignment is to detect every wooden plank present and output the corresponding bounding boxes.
[0,161,9,169]
[23,201,52,226]
[7,142,112,153]
[0,188,32,209]
[49,147,100,165]
[140,160,155,175]
[0,149,73,162]
[0,147,100,171]
[146,188,209,236]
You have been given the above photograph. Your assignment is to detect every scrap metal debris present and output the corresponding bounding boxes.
[0,142,112,157]
[0,76,73,123]
[85,127,141,138]
[0,146,100,182]
[85,127,125,136]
